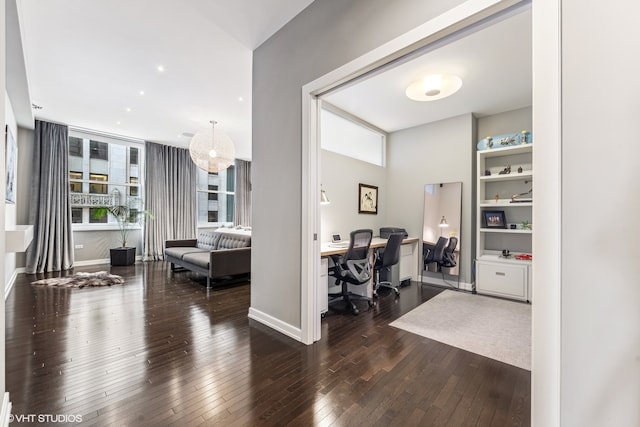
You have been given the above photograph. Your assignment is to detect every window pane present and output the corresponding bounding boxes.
[71,208,83,223]
[208,192,218,201]
[89,208,108,223]
[226,166,235,191]
[70,171,83,180]
[89,173,108,194]
[130,147,139,165]
[130,177,139,196]
[90,140,108,160]
[69,137,83,157]
[208,211,218,222]
[70,181,82,193]
[321,108,385,166]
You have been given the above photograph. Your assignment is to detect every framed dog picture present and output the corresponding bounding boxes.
[358,183,378,214]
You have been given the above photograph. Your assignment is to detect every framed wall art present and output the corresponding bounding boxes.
[358,183,378,214]
[5,125,17,204]
[483,210,506,228]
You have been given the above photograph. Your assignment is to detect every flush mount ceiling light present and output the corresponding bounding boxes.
[189,120,235,173]
[405,74,462,101]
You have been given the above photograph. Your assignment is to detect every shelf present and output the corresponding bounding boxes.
[480,201,532,207]
[5,225,34,252]
[479,228,532,234]
[479,171,532,182]
[477,252,532,265]
[478,144,532,157]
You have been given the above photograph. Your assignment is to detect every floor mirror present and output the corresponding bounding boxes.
[422,182,462,287]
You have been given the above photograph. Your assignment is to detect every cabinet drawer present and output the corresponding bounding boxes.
[476,261,527,300]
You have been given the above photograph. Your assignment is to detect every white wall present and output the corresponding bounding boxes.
[386,113,475,283]
[320,150,387,243]
[559,2,640,426]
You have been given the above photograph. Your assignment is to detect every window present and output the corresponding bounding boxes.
[71,208,83,224]
[70,171,83,193]
[89,173,108,194]
[90,140,108,160]
[68,133,144,227]
[321,107,386,166]
[197,165,235,226]
[69,137,83,157]
[130,177,139,196]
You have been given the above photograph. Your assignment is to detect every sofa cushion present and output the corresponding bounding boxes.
[196,231,222,250]
[181,252,211,269]
[217,231,251,249]
[165,247,208,260]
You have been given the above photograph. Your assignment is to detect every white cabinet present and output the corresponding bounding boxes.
[476,144,532,302]
[399,242,417,282]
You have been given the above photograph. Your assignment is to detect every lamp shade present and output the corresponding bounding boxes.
[189,121,235,173]
[406,74,462,101]
[439,216,449,227]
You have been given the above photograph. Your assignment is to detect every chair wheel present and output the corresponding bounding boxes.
[352,307,360,315]
[394,289,400,295]
[368,300,374,307]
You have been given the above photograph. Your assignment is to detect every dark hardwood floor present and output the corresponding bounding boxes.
[6,262,530,426]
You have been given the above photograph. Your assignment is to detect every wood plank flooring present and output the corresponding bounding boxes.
[6,262,530,426]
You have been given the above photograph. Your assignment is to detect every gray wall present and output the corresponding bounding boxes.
[320,149,387,243]
[386,113,475,283]
[252,0,464,327]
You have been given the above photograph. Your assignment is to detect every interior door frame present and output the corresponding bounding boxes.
[300,0,531,344]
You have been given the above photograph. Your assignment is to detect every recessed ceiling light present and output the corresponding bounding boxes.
[116,121,121,125]
[126,107,132,112]
[157,65,165,72]
[238,97,244,102]
[406,74,462,101]
[139,90,145,95]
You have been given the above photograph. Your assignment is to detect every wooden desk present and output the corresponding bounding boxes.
[320,237,419,257]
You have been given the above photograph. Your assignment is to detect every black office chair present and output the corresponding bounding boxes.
[439,236,458,269]
[373,232,404,296]
[328,229,374,315]
[423,236,447,270]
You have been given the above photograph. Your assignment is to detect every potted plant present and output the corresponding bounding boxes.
[92,201,154,266]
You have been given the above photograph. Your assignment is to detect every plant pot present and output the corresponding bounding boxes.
[110,247,136,266]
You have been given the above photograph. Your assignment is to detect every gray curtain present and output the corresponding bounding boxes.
[26,120,74,273]
[143,141,197,260]
[234,159,251,226]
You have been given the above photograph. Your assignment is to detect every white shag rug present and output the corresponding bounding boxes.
[31,271,125,288]
[390,290,531,370]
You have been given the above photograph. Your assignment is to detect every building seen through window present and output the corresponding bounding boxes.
[68,134,143,226]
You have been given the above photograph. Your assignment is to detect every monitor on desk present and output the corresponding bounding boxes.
[331,234,341,243]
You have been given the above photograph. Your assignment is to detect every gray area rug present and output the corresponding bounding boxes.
[390,290,531,370]
[31,271,124,288]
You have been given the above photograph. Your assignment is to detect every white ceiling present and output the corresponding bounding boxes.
[323,8,532,133]
[15,2,531,161]
[17,0,314,160]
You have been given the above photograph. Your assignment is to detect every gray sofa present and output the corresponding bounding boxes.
[165,229,251,288]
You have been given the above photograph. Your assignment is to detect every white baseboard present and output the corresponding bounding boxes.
[73,255,143,268]
[73,258,111,267]
[0,392,11,427]
[420,275,474,292]
[4,269,20,301]
[248,307,302,342]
